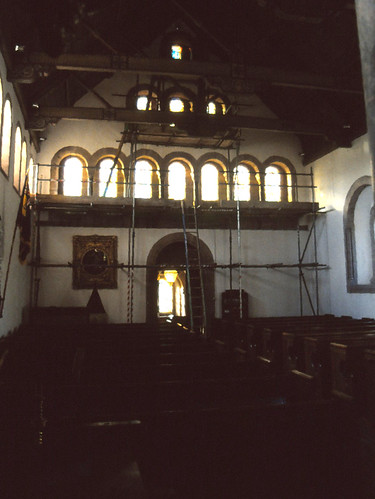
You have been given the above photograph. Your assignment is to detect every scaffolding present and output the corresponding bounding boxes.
[28,151,327,325]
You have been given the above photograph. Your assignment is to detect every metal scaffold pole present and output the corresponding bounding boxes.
[127,136,137,323]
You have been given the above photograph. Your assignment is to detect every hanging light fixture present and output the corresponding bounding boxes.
[164,270,178,284]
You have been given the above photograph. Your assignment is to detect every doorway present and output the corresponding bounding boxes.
[157,270,186,318]
[146,233,215,324]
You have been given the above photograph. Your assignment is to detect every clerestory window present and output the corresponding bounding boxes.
[13,125,22,192]
[168,161,186,200]
[171,44,183,60]
[233,164,250,201]
[201,163,219,201]
[60,156,89,197]
[98,157,125,198]
[134,159,153,199]
[1,98,12,177]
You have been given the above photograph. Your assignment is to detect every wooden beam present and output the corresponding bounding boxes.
[29,106,331,137]
[14,52,362,95]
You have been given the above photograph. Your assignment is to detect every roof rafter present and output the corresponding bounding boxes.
[29,105,334,137]
[10,52,363,95]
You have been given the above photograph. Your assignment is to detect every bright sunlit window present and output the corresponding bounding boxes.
[99,157,119,197]
[29,158,36,194]
[264,166,281,202]
[136,91,159,111]
[63,156,86,196]
[201,163,219,201]
[137,96,149,110]
[168,161,186,200]
[171,44,182,60]
[13,126,22,191]
[134,160,152,199]
[158,278,173,314]
[1,98,12,176]
[20,140,27,191]
[158,270,186,317]
[233,164,250,201]
[207,98,226,115]
[169,97,185,113]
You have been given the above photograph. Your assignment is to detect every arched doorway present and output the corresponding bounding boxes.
[146,233,215,325]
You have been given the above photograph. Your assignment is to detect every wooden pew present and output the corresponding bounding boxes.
[303,333,375,397]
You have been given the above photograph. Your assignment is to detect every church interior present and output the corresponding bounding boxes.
[0,0,375,497]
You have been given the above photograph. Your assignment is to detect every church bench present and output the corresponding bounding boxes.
[260,321,375,372]
[75,355,259,385]
[330,339,375,404]
[302,333,375,397]
[42,371,315,422]
[282,325,375,372]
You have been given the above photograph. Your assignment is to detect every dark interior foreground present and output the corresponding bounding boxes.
[1,314,375,498]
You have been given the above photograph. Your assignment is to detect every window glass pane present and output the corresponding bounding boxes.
[201,163,218,201]
[265,166,281,201]
[1,99,12,176]
[234,165,250,201]
[169,98,184,113]
[175,276,186,316]
[135,160,152,199]
[63,156,84,196]
[137,96,148,110]
[207,102,216,114]
[20,140,27,191]
[171,45,182,60]
[99,158,118,197]
[158,279,173,314]
[29,158,36,194]
[13,126,22,191]
[207,99,226,115]
[168,161,186,200]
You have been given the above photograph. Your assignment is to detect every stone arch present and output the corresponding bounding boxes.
[146,232,215,324]
[50,146,91,196]
[343,175,375,292]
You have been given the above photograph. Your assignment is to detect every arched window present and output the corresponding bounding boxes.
[20,140,27,191]
[61,156,88,196]
[344,176,375,292]
[233,164,250,201]
[166,88,195,113]
[169,96,193,113]
[171,44,183,60]
[29,158,36,194]
[136,89,160,111]
[264,164,292,202]
[13,126,22,191]
[206,96,227,115]
[134,159,153,199]
[201,163,219,201]
[264,166,281,201]
[1,98,12,176]
[98,157,125,198]
[168,161,186,200]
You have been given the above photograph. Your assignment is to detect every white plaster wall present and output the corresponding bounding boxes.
[36,225,314,322]
[33,67,317,322]
[36,71,306,192]
[310,134,375,319]
[0,54,34,335]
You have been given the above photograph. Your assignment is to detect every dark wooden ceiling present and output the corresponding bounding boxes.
[0,0,366,163]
